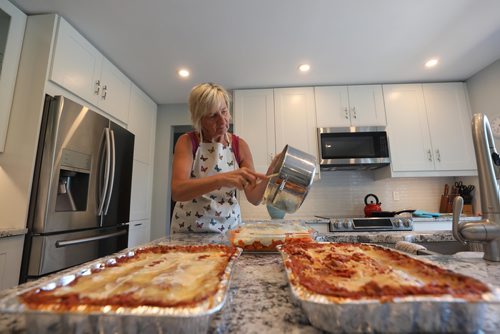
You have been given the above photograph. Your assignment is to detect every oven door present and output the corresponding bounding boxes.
[318,127,390,169]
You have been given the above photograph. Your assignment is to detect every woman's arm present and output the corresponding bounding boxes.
[238,138,278,205]
[171,134,266,202]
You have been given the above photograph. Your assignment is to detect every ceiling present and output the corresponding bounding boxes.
[10,0,500,104]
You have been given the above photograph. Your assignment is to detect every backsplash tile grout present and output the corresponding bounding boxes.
[240,171,458,219]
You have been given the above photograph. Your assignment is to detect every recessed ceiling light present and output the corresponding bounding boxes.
[298,64,310,72]
[425,58,439,68]
[177,68,190,78]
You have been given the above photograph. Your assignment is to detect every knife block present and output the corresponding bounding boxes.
[443,194,460,213]
[463,204,473,215]
[439,194,449,213]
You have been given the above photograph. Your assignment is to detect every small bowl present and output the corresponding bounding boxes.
[266,204,286,219]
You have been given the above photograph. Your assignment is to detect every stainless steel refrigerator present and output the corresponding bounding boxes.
[20,95,134,282]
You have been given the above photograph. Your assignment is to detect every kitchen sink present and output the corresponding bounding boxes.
[410,241,483,255]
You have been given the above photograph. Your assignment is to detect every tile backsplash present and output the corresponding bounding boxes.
[239,171,459,219]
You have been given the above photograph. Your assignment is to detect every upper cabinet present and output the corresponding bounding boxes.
[233,89,275,174]
[382,83,476,177]
[423,83,476,171]
[315,85,386,127]
[274,87,318,159]
[50,18,131,124]
[0,0,26,152]
[234,87,318,176]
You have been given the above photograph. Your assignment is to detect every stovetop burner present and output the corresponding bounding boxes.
[316,216,413,232]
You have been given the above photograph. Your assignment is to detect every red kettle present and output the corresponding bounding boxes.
[364,194,382,217]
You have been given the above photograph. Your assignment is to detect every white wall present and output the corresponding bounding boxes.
[0,15,55,230]
[151,103,190,239]
[464,57,500,214]
[466,58,500,143]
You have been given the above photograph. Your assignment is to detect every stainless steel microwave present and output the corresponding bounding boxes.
[317,126,390,170]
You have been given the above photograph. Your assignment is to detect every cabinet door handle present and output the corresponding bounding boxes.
[101,85,108,100]
[427,149,433,161]
[94,80,101,95]
[344,107,349,119]
[351,106,357,119]
[435,149,441,162]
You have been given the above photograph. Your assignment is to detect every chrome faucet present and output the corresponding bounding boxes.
[452,113,500,261]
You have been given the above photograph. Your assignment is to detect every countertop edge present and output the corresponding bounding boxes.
[0,228,28,239]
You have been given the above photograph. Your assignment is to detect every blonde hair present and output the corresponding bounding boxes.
[189,83,231,132]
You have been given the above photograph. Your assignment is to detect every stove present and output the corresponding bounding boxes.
[321,216,413,232]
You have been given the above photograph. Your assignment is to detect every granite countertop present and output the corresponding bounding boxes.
[0,228,28,239]
[1,232,499,333]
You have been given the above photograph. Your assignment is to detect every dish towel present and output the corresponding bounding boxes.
[412,210,441,218]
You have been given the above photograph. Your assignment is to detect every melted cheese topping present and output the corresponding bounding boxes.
[282,243,490,301]
[21,245,234,310]
[229,222,312,247]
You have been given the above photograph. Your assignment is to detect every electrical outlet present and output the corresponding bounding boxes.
[393,191,400,201]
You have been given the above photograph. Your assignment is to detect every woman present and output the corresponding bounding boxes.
[170,83,273,233]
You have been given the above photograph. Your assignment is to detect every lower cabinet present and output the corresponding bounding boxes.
[0,235,24,290]
[128,220,150,248]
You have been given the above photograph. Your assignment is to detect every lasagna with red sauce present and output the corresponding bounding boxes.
[228,221,314,251]
[20,244,236,311]
[281,242,490,302]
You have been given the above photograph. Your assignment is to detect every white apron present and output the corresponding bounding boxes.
[171,134,241,233]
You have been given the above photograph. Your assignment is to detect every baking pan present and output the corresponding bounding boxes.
[0,245,242,334]
[277,243,500,333]
[227,221,315,252]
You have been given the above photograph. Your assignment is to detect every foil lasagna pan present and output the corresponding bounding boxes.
[277,243,500,333]
[0,245,242,334]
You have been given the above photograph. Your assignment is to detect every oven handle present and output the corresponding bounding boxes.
[55,229,127,248]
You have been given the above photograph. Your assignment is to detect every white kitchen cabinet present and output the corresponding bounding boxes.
[128,84,157,164]
[97,57,131,123]
[128,220,150,248]
[315,85,386,127]
[0,235,24,290]
[382,83,476,177]
[274,87,318,161]
[234,87,319,176]
[128,85,156,244]
[233,89,275,173]
[130,159,151,221]
[50,17,131,124]
[423,83,476,171]
[0,0,26,152]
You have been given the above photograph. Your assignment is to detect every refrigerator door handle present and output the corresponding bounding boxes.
[103,129,116,215]
[97,128,112,218]
[55,229,127,248]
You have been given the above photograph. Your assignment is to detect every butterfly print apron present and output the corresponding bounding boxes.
[171,134,241,233]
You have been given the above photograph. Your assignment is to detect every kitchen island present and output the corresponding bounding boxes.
[1,231,499,333]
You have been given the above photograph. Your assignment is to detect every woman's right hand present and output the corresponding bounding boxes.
[221,167,267,190]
